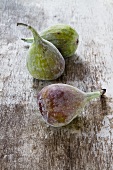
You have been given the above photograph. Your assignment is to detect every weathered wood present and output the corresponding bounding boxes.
[0,0,113,170]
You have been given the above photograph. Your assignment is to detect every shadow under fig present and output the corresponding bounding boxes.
[100,95,112,115]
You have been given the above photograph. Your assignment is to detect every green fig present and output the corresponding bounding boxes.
[21,24,79,58]
[37,83,106,127]
[17,23,65,80]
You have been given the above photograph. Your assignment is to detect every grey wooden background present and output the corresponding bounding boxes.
[0,0,113,170]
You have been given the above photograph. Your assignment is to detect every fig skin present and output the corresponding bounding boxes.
[37,84,104,127]
[17,23,65,80]
[27,39,65,80]
[21,24,79,58]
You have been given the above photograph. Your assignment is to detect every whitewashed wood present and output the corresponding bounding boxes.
[0,0,113,170]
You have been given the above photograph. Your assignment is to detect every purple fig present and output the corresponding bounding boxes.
[37,83,106,127]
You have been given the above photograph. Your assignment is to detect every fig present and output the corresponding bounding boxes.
[21,24,79,58]
[17,23,65,80]
[37,83,106,127]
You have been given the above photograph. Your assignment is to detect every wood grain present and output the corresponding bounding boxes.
[0,0,113,169]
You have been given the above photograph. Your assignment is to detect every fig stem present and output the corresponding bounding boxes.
[101,89,106,96]
[17,23,28,27]
[86,91,100,101]
[21,38,33,43]
[17,22,42,43]
[86,89,106,101]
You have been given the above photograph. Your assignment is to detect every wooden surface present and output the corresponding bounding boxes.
[0,0,113,169]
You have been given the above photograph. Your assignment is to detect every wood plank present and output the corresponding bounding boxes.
[0,0,113,169]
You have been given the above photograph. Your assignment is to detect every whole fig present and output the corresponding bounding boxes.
[37,83,106,127]
[17,23,65,80]
[21,24,79,58]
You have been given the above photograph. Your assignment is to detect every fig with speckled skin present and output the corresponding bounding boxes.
[21,24,79,58]
[37,83,106,127]
[17,23,65,80]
